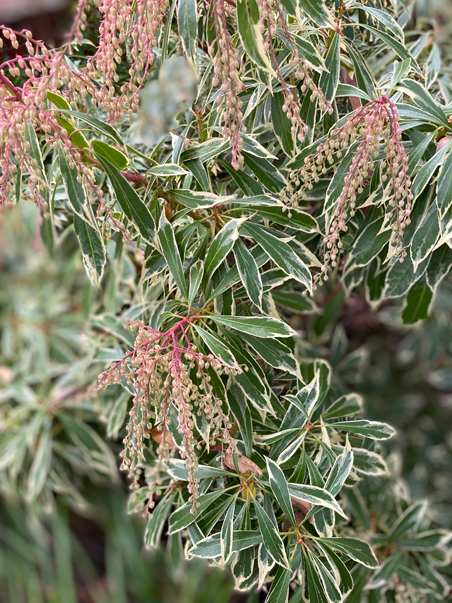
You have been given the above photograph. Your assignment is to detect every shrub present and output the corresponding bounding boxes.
[1,0,452,600]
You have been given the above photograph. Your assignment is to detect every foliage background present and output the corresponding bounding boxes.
[1,0,452,601]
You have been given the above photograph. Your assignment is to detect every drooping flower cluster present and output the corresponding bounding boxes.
[97,318,241,509]
[282,96,413,278]
[210,0,245,169]
[0,28,91,206]
[85,0,169,121]
[256,0,332,145]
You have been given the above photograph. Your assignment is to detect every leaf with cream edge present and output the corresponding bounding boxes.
[204,219,243,280]
[95,154,155,243]
[315,537,379,568]
[157,213,188,298]
[287,484,348,518]
[267,458,297,527]
[254,498,291,570]
[242,222,313,292]
[210,315,295,338]
[194,325,238,368]
[327,419,396,440]
[234,238,263,309]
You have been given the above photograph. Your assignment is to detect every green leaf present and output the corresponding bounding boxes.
[73,215,106,286]
[347,43,377,98]
[236,0,276,75]
[391,59,412,90]
[180,139,230,163]
[221,499,236,563]
[234,238,263,309]
[328,419,395,440]
[47,90,71,110]
[227,383,253,456]
[26,429,52,503]
[239,333,300,377]
[289,33,325,69]
[319,33,341,103]
[60,109,124,146]
[204,219,242,280]
[243,223,312,291]
[410,201,440,267]
[335,84,370,101]
[243,154,287,194]
[168,490,225,533]
[178,0,198,60]
[59,151,105,285]
[412,142,451,198]
[245,206,319,233]
[254,498,291,569]
[166,459,234,480]
[351,447,388,476]
[316,537,378,568]
[157,213,188,298]
[170,189,235,209]
[265,565,292,603]
[210,315,295,338]
[148,164,190,177]
[384,255,428,298]
[145,491,176,548]
[400,79,449,128]
[271,290,316,313]
[58,149,95,225]
[286,373,319,418]
[189,531,263,558]
[350,3,404,40]
[397,530,451,551]
[288,484,347,518]
[317,544,353,596]
[188,259,204,305]
[54,116,89,149]
[298,0,333,27]
[95,154,155,243]
[310,553,342,603]
[267,458,297,527]
[367,551,403,589]
[322,393,362,421]
[437,150,452,217]
[387,501,426,542]
[343,217,391,274]
[223,332,275,415]
[402,278,433,324]
[271,93,294,157]
[276,432,307,465]
[426,244,452,290]
[92,140,128,169]
[359,24,414,64]
[325,444,353,496]
[194,325,238,368]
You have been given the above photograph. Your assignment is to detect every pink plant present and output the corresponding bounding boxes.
[210,0,245,169]
[283,96,413,279]
[97,318,241,510]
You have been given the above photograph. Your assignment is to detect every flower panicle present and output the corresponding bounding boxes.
[282,96,413,280]
[97,318,241,510]
[210,0,245,170]
[255,0,332,144]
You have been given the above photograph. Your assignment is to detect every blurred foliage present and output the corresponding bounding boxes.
[0,204,238,603]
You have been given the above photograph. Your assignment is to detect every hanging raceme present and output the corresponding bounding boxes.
[97,318,240,509]
[282,96,413,281]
